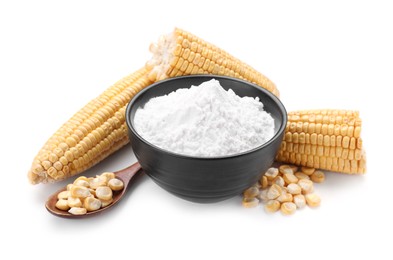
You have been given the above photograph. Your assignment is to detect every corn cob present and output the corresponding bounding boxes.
[276,109,366,174]
[146,28,279,97]
[28,67,153,184]
[28,28,280,184]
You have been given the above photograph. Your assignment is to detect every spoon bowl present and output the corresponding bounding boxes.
[45,162,143,218]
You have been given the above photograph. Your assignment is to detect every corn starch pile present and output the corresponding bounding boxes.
[134,79,274,157]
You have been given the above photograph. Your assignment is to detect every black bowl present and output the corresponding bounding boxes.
[126,75,287,203]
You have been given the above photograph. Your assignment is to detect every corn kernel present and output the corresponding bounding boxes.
[267,184,282,200]
[108,178,124,191]
[258,189,268,202]
[273,176,285,187]
[301,166,315,175]
[311,170,325,183]
[289,165,298,173]
[264,200,280,213]
[298,179,314,194]
[294,172,310,180]
[55,199,70,211]
[283,173,298,185]
[243,186,259,199]
[277,191,293,203]
[95,186,113,201]
[293,194,306,209]
[73,179,90,188]
[89,188,96,197]
[101,172,115,181]
[253,182,261,189]
[68,207,87,215]
[70,185,91,198]
[280,202,296,215]
[100,198,114,208]
[75,176,89,182]
[260,175,268,189]
[89,176,107,189]
[265,167,279,180]
[242,197,259,208]
[57,190,70,200]
[83,197,102,212]
[279,165,294,175]
[305,193,321,207]
[67,197,82,208]
[287,183,302,195]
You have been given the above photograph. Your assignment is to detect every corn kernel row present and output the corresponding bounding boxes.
[276,110,366,174]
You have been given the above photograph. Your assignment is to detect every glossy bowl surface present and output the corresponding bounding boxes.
[126,75,287,203]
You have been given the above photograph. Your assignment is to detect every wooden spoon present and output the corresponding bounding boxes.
[45,162,143,218]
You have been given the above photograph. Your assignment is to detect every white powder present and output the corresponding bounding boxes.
[134,79,275,157]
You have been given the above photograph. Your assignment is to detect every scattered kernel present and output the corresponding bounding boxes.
[273,176,285,187]
[305,194,321,207]
[294,172,310,180]
[311,170,325,183]
[260,176,268,189]
[241,165,324,216]
[279,165,294,175]
[283,173,298,185]
[277,191,293,203]
[293,194,306,209]
[253,182,261,189]
[301,166,315,175]
[281,202,296,215]
[289,165,298,173]
[265,167,279,180]
[258,190,268,202]
[298,179,314,194]
[287,183,301,195]
[264,200,281,213]
[242,197,259,208]
[267,184,282,200]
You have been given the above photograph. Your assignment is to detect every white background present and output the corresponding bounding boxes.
[1,0,392,259]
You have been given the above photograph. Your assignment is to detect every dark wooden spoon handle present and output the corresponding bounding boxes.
[115,162,142,188]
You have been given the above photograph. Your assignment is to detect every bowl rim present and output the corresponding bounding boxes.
[125,74,287,160]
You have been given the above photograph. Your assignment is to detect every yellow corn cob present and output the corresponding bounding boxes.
[146,28,279,97]
[28,28,280,184]
[276,109,366,174]
[28,67,153,184]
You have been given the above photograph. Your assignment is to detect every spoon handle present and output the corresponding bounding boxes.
[115,162,142,184]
